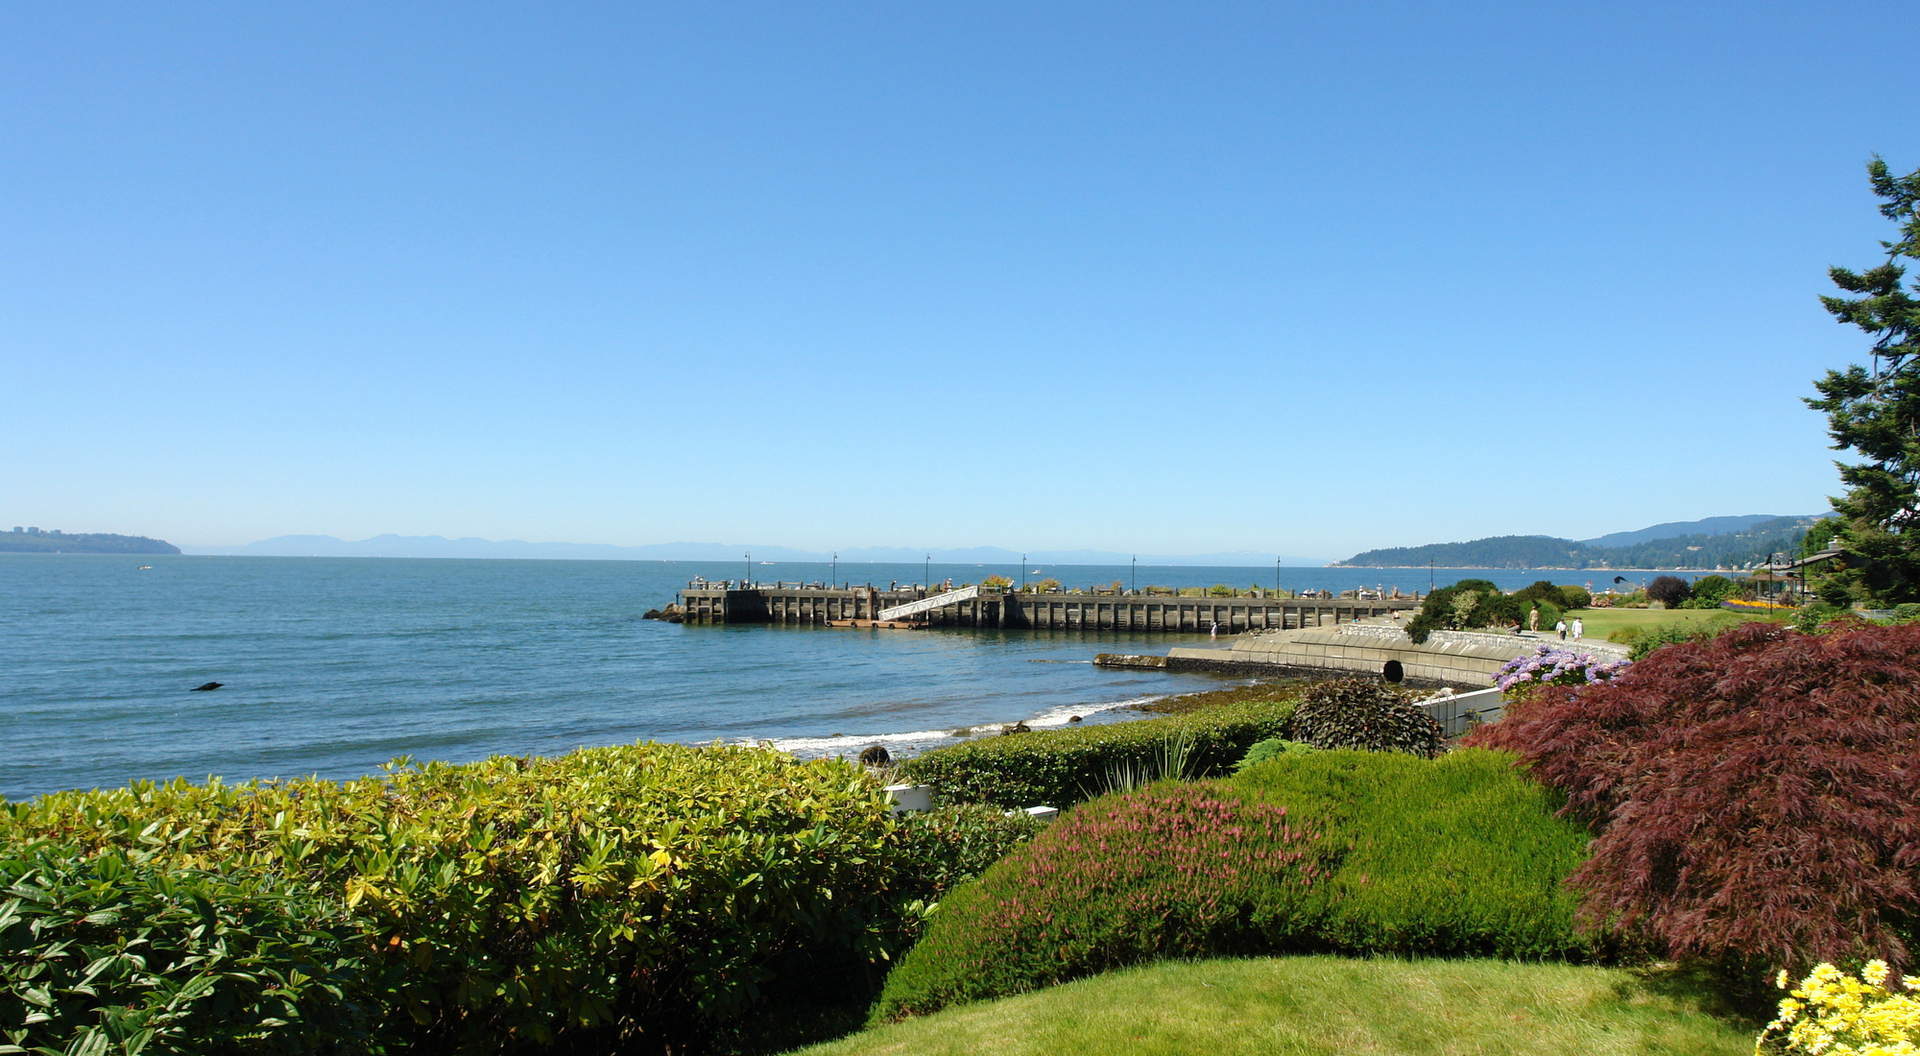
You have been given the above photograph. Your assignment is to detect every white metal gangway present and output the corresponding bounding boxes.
[876,584,980,623]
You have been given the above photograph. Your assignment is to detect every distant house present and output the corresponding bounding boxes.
[1746,548,1844,602]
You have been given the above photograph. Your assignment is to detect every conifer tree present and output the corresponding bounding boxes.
[1806,158,1920,605]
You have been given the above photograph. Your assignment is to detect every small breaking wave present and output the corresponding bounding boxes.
[736,693,1164,761]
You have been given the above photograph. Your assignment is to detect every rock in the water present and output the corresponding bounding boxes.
[999,721,1032,736]
[191,682,223,692]
[858,745,892,767]
[1067,715,1083,723]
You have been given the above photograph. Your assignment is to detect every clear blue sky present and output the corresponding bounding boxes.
[4,2,1910,559]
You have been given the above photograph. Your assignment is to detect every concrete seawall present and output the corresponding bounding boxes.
[1102,624,1629,689]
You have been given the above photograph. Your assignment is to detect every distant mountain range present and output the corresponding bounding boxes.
[1337,514,1829,570]
[185,535,1329,567]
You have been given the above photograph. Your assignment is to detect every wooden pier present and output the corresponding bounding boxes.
[674,584,1416,632]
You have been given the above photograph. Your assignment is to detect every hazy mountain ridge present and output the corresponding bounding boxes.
[186,535,1329,567]
[1339,514,1828,569]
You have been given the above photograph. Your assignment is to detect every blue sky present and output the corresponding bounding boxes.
[3,2,1910,560]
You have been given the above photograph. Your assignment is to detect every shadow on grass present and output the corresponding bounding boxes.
[1623,960,1772,1027]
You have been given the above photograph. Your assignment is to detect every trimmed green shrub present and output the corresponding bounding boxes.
[0,744,923,1055]
[899,694,1300,809]
[871,748,1593,1022]
[1230,749,1593,961]
[1233,738,1316,773]
[1557,585,1593,610]
[1287,678,1444,758]
[1620,620,1727,660]
[883,805,1043,917]
[1,840,383,1055]
[869,782,1335,1021]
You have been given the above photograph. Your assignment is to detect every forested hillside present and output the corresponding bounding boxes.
[1339,516,1820,569]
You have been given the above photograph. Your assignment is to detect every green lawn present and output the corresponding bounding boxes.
[1566,606,1763,642]
[785,956,1755,1056]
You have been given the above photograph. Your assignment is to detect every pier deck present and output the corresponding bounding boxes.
[675,585,1416,632]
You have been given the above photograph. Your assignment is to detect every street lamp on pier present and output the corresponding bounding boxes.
[1131,555,1136,594]
[924,553,931,592]
[831,552,837,588]
[1021,555,1027,591]
[744,552,751,588]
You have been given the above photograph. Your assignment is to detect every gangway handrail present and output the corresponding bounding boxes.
[876,584,980,622]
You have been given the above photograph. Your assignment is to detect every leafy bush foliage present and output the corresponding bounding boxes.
[1557,584,1593,611]
[1404,579,1527,643]
[869,783,1334,1021]
[0,744,978,1055]
[1689,575,1737,605]
[1,840,379,1055]
[1791,602,1858,633]
[1646,575,1692,608]
[1286,678,1444,758]
[1619,620,1726,661]
[872,749,1593,1021]
[884,805,1042,915]
[899,694,1300,809]
[1233,737,1316,773]
[1466,621,1920,971]
[1493,645,1630,695]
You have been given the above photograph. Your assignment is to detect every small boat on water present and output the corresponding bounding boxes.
[136,565,152,571]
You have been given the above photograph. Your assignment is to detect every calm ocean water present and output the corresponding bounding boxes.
[0,556,1711,801]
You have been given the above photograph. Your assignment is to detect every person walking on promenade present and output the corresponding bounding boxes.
[1571,617,1584,640]
[1555,618,1568,640]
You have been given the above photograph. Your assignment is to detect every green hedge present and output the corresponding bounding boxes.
[1,840,379,1055]
[871,748,1592,1022]
[899,694,1301,809]
[869,781,1334,1021]
[0,744,1035,1055]
[1230,748,1592,960]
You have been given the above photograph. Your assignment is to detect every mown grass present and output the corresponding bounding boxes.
[786,956,1755,1056]
[1565,606,1761,640]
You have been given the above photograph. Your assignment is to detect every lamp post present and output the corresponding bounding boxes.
[1021,554,1027,591]
[1130,554,1137,594]
[924,553,931,592]
[744,552,751,588]
[1274,556,1280,593]
[830,552,837,588]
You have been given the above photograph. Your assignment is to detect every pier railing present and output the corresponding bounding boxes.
[674,584,1416,633]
